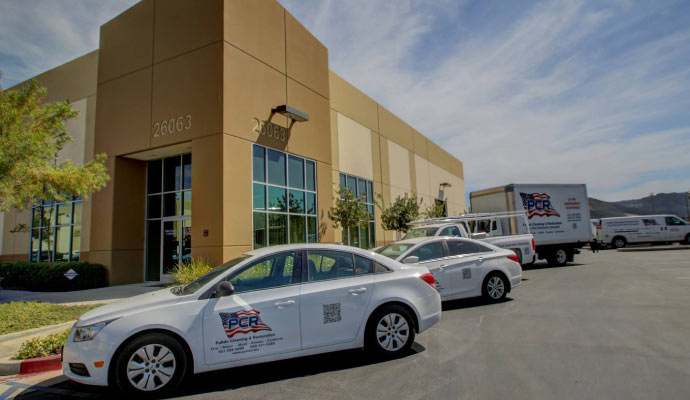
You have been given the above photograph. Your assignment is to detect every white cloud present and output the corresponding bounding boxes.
[281,0,690,202]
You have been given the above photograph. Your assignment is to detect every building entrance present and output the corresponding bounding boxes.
[145,154,191,281]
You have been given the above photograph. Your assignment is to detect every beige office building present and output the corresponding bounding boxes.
[0,0,465,285]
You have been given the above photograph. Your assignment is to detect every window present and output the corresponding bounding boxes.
[354,255,374,275]
[307,250,355,281]
[408,241,445,262]
[375,243,415,260]
[439,226,461,237]
[446,240,490,256]
[403,227,440,239]
[29,196,82,262]
[666,216,686,226]
[253,145,317,249]
[229,252,298,293]
[339,172,376,249]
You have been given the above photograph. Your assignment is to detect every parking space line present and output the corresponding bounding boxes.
[0,386,20,400]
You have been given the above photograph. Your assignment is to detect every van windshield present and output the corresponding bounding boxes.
[403,227,439,239]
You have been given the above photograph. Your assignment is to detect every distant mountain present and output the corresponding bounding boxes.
[589,192,690,219]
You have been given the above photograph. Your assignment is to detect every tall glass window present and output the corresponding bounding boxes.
[146,154,192,281]
[339,172,376,249]
[252,144,317,249]
[29,196,82,262]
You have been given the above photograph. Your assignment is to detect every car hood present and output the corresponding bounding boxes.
[76,288,181,326]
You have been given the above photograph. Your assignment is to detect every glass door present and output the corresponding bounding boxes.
[146,154,191,281]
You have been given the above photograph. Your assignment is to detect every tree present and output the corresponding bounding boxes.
[423,199,447,219]
[0,77,109,212]
[377,193,422,237]
[328,186,369,244]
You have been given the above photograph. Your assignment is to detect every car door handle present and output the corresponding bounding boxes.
[274,300,296,308]
[439,264,448,269]
[477,257,484,262]
[349,288,367,295]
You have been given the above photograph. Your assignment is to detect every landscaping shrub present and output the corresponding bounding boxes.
[0,261,107,291]
[171,258,214,285]
[13,329,70,360]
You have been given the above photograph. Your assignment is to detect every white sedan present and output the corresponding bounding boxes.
[375,237,522,302]
[62,244,441,395]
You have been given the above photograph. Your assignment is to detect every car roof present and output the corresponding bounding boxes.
[246,243,374,257]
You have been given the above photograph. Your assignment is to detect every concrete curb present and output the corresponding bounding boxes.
[618,245,690,252]
[0,355,61,376]
[0,321,75,343]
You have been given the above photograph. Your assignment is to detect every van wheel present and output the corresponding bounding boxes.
[612,237,627,249]
[365,304,415,357]
[113,333,188,396]
[547,248,568,266]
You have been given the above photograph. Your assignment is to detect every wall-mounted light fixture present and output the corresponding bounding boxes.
[438,182,452,201]
[272,105,310,122]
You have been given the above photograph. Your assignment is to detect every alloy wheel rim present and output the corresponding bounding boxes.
[615,239,624,248]
[376,313,410,351]
[487,276,505,299]
[126,344,176,391]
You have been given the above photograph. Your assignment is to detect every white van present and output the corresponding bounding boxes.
[597,215,690,248]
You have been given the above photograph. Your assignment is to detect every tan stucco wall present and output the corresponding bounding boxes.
[328,71,465,245]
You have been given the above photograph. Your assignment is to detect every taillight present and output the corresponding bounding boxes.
[507,254,520,263]
[531,238,536,251]
[420,273,435,287]
[598,221,602,229]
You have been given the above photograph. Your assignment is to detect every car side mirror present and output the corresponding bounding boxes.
[402,256,419,264]
[215,281,234,297]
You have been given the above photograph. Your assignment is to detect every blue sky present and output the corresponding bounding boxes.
[1,0,689,201]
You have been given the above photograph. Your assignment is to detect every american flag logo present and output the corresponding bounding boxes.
[520,192,561,219]
[219,309,272,338]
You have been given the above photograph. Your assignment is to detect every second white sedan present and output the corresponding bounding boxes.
[375,237,522,302]
[62,244,441,396]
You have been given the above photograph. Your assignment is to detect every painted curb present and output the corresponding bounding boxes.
[0,355,62,377]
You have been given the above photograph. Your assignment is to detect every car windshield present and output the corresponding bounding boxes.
[375,243,415,260]
[175,256,251,296]
[403,227,439,239]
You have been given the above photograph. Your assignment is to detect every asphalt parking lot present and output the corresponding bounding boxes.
[9,248,690,400]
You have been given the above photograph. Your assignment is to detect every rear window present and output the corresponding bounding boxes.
[375,243,415,259]
[403,227,439,239]
[446,240,491,256]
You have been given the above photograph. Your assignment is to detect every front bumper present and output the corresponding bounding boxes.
[62,331,112,386]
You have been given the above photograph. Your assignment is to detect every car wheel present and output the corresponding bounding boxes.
[365,305,415,357]
[684,234,690,245]
[547,248,568,266]
[612,237,626,249]
[113,333,188,396]
[482,272,508,302]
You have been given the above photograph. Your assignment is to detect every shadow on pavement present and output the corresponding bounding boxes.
[521,262,585,271]
[442,297,513,311]
[15,346,425,399]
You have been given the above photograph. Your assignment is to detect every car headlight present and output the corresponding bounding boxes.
[73,319,117,342]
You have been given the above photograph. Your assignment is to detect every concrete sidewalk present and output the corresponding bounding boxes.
[0,282,164,373]
[0,282,163,305]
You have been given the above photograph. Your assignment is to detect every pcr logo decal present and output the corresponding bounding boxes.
[219,309,272,338]
[520,192,561,219]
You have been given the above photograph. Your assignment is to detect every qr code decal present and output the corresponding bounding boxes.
[323,303,342,324]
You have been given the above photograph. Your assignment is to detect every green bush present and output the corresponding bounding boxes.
[171,258,214,285]
[13,329,70,360]
[0,261,107,291]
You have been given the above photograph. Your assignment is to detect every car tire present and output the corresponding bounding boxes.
[112,332,188,397]
[612,237,627,249]
[547,248,568,266]
[684,234,690,245]
[482,272,508,302]
[365,304,416,357]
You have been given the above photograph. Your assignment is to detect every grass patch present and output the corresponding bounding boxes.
[13,329,70,360]
[0,301,102,335]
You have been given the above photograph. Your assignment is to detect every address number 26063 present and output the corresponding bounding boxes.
[153,115,192,138]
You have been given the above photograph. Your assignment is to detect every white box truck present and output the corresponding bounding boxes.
[470,184,592,266]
